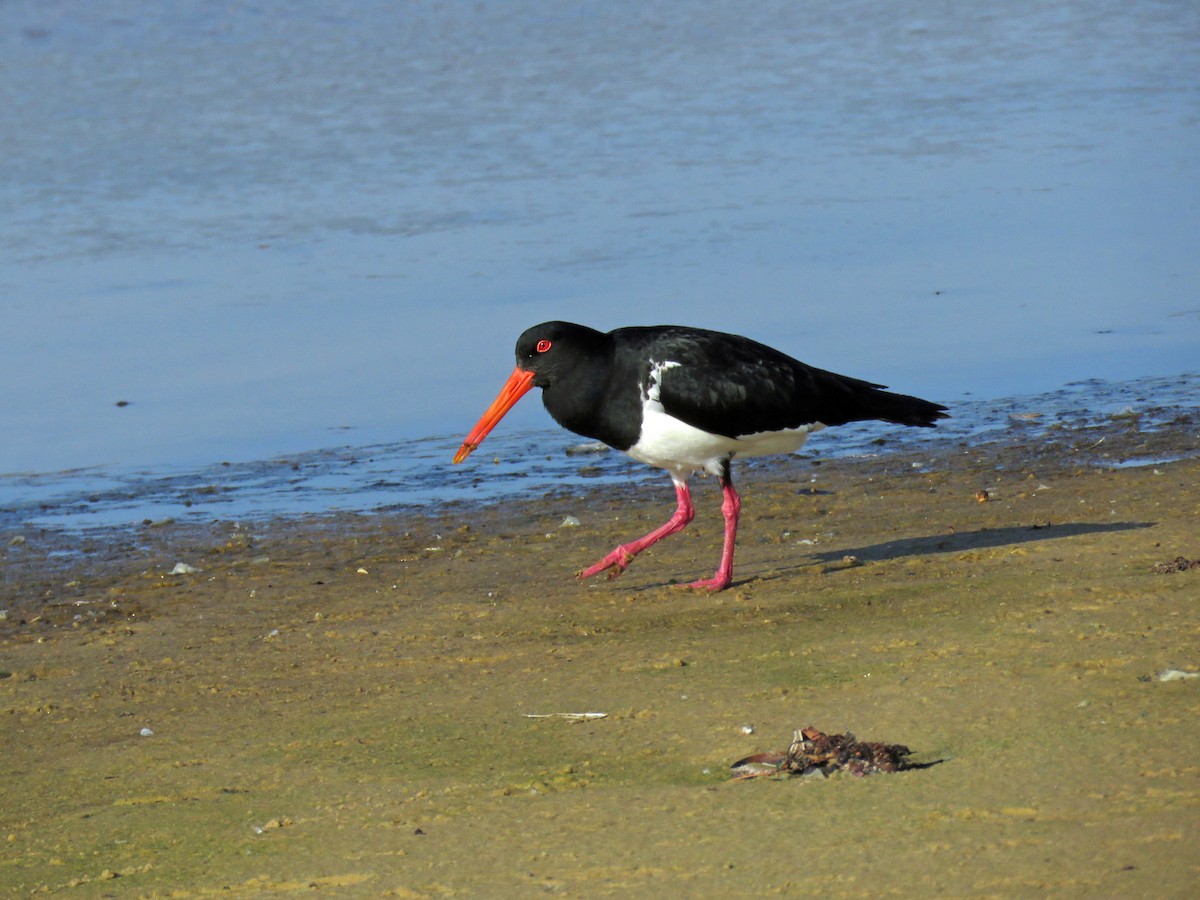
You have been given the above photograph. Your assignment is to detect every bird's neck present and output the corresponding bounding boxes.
[541,348,642,450]
[542,363,601,429]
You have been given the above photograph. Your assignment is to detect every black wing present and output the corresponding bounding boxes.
[620,326,945,439]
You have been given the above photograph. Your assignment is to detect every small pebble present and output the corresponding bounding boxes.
[139,727,154,737]
[168,562,201,575]
[565,441,608,456]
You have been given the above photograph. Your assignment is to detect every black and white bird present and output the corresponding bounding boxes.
[454,322,948,591]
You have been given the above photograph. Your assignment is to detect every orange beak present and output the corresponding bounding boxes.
[452,366,536,463]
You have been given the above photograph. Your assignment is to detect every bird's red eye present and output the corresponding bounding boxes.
[536,340,552,353]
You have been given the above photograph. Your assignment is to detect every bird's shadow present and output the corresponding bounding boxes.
[807,520,1155,566]
[634,520,1156,591]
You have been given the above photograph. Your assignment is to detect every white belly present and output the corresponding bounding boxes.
[627,406,825,477]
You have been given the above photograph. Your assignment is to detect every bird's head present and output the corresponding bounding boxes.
[452,322,603,463]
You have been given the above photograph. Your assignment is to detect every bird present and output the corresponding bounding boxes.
[453,321,948,591]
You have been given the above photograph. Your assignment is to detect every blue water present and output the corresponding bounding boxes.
[2,372,1195,533]
[2,1,1198,520]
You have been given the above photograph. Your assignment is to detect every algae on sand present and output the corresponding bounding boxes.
[2,423,1199,896]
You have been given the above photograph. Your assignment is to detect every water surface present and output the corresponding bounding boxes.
[2,0,1197,499]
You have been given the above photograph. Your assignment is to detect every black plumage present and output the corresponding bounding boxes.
[517,323,946,446]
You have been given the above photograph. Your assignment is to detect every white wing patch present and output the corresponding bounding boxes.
[643,360,681,404]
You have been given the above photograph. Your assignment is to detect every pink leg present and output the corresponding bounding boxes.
[578,477,694,581]
[679,474,740,592]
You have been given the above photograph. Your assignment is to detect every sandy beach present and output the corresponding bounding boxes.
[2,414,1198,896]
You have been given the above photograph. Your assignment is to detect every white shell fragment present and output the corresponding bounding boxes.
[523,712,607,721]
[168,562,201,575]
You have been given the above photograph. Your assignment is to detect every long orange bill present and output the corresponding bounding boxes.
[452,366,536,463]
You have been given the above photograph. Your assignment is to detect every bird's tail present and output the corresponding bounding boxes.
[811,369,949,428]
[861,388,949,428]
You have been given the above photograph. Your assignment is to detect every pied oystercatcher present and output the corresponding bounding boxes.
[453,322,948,591]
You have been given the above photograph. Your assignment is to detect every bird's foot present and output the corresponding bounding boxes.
[577,547,636,581]
[673,572,732,592]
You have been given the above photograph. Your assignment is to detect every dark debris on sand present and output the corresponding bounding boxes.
[1150,556,1200,574]
[730,726,916,780]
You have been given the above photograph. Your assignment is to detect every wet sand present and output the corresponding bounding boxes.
[2,416,1198,896]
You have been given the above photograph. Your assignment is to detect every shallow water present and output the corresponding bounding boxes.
[2,372,1194,533]
[2,0,1198,479]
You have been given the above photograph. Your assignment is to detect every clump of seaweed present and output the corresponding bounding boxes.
[730,726,914,780]
[1151,556,1199,574]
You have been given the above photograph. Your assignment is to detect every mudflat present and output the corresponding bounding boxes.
[2,417,1198,896]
